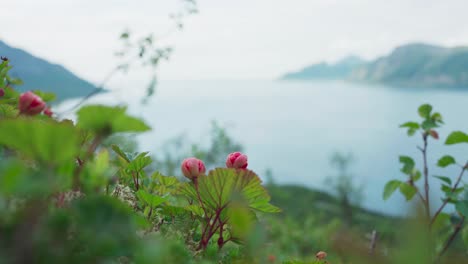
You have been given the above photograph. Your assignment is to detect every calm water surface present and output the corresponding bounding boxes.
[60,80,468,215]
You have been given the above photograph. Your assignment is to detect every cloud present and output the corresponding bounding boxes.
[2,0,468,81]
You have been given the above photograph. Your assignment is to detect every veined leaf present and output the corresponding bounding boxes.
[127,152,152,172]
[181,168,281,214]
[0,118,79,164]
[136,190,166,208]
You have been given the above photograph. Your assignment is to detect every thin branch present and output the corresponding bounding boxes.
[437,216,465,260]
[430,162,468,227]
[421,133,431,221]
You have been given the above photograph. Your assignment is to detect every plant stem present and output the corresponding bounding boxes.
[437,216,465,261]
[430,162,468,227]
[421,133,431,221]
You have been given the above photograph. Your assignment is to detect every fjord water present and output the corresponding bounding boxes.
[62,80,468,215]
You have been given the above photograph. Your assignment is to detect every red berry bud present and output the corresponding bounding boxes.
[181,158,206,180]
[18,91,46,115]
[226,152,248,169]
[44,107,53,117]
[0,88,4,97]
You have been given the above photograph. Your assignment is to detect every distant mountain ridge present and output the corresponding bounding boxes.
[282,43,468,88]
[0,40,99,101]
[282,56,367,80]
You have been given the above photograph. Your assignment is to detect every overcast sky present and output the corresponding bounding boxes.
[2,0,468,82]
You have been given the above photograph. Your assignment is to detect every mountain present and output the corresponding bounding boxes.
[0,40,99,101]
[282,56,366,80]
[282,43,468,88]
[351,43,468,88]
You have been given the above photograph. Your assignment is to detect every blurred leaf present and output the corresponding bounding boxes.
[0,118,79,164]
[399,183,417,201]
[421,119,438,130]
[399,156,415,175]
[412,169,421,181]
[437,155,456,168]
[432,112,443,123]
[418,104,432,119]
[432,212,451,232]
[185,204,204,217]
[136,190,166,208]
[77,105,150,134]
[127,152,152,172]
[433,175,452,186]
[445,131,468,145]
[111,144,131,163]
[455,200,468,217]
[33,90,56,102]
[462,225,468,248]
[383,180,401,200]
[400,122,420,129]
[0,104,18,118]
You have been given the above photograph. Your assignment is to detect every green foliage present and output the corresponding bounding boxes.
[445,131,468,145]
[384,103,468,262]
[418,104,432,119]
[182,168,280,214]
[383,180,401,200]
[77,105,150,134]
[0,118,79,164]
[437,155,457,167]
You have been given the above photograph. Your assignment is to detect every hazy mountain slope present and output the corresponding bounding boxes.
[282,43,468,88]
[282,56,366,80]
[0,40,98,101]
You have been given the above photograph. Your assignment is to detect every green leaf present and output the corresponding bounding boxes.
[77,105,150,134]
[432,112,443,123]
[433,175,452,186]
[0,118,80,164]
[400,122,420,129]
[0,104,18,118]
[136,190,166,208]
[400,156,415,175]
[432,212,451,232]
[411,169,421,181]
[383,180,402,200]
[32,90,56,102]
[180,168,281,214]
[437,155,456,168]
[127,152,152,172]
[418,104,432,119]
[111,144,131,163]
[184,204,204,217]
[421,119,438,130]
[462,225,468,248]
[400,122,420,136]
[445,131,468,145]
[456,201,468,217]
[399,183,417,201]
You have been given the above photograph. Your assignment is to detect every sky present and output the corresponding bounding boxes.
[2,0,468,83]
